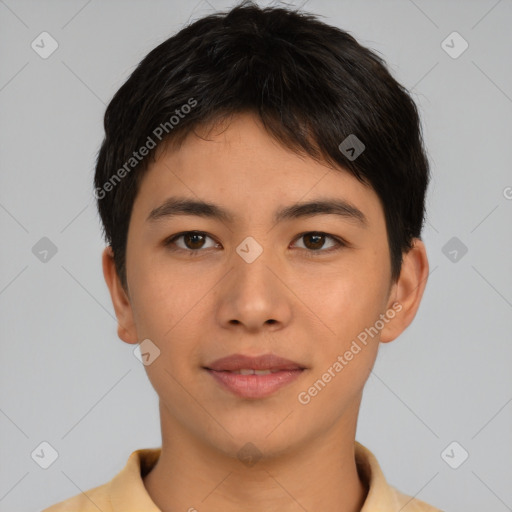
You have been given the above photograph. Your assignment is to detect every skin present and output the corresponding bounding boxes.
[102,111,429,512]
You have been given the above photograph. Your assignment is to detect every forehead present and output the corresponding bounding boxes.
[132,112,385,229]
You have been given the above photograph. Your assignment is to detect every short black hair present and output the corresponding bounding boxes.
[94,0,430,291]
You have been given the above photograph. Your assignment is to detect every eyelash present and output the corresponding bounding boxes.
[163,231,348,258]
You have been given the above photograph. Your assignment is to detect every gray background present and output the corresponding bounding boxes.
[1,0,511,510]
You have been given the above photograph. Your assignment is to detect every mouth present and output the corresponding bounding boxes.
[203,353,307,399]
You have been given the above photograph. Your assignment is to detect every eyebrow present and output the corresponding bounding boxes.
[146,196,368,227]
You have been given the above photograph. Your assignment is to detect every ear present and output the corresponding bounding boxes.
[380,238,429,343]
[101,245,138,345]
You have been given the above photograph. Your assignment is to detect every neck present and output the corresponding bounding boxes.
[143,402,368,512]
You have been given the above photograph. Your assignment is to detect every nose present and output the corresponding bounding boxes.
[215,244,293,333]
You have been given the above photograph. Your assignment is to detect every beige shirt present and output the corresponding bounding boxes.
[42,441,442,511]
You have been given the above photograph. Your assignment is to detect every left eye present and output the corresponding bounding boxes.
[292,231,344,252]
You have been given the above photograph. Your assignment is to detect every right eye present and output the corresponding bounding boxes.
[163,231,220,254]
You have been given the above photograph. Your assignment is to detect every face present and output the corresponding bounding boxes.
[104,111,426,460]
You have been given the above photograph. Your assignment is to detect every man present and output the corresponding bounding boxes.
[43,1,441,510]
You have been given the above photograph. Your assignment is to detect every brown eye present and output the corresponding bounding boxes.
[164,231,218,253]
[182,232,207,250]
[294,231,343,252]
[302,232,326,250]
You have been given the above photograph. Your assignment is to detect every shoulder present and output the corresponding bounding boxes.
[40,448,161,512]
[354,441,443,511]
[391,486,444,511]
[41,482,113,512]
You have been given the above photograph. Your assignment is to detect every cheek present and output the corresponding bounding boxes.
[296,271,385,413]
[306,255,389,392]
[314,258,389,334]
[128,267,204,402]
[127,261,216,389]
[128,252,205,335]
[320,284,383,373]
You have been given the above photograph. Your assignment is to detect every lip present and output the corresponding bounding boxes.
[205,368,305,399]
[204,353,305,372]
[203,353,306,399]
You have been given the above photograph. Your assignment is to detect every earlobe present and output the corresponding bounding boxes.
[101,246,139,345]
[380,239,429,343]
